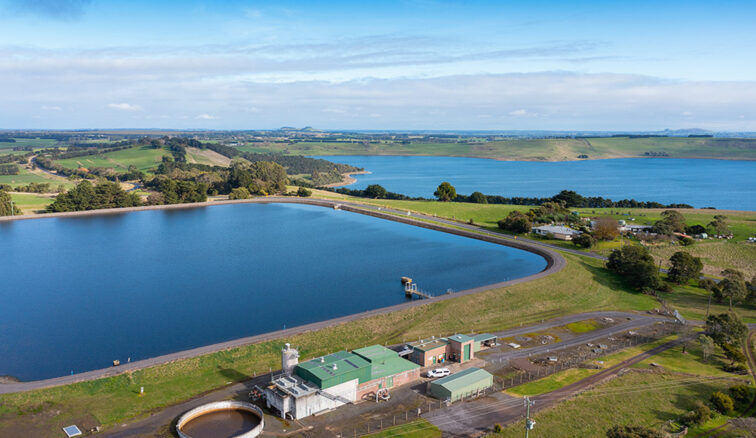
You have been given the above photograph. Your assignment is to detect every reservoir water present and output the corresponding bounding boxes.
[0,203,546,381]
[315,156,756,211]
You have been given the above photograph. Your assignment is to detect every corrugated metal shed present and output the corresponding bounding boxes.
[295,351,371,389]
[471,333,497,352]
[429,367,493,402]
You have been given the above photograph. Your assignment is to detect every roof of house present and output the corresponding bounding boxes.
[431,367,493,392]
[447,334,473,343]
[532,225,581,235]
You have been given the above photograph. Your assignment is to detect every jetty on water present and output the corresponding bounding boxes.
[402,278,432,299]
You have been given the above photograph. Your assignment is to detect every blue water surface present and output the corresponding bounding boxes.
[0,203,546,381]
[314,156,756,210]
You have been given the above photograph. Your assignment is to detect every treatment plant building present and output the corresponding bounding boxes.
[264,344,420,420]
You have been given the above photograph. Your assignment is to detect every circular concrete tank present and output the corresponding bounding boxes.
[176,401,264,438]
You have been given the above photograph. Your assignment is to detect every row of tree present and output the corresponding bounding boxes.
[46,181,142,212]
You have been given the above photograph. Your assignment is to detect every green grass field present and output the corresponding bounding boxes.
[53,146,170,172]
[234,137,756,161]
[565,319,601,334]
[9,193,55,213]
[651,240,756,279]
[494,372,745,438]
[0,138,60,149]
[0,166,70,188]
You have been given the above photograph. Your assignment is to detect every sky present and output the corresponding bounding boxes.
[1,0,755,130]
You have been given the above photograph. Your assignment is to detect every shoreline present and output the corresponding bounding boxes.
[0,197,564,392]
[321,170,371,188]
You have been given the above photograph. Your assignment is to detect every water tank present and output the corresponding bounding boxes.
[281,343,299,375]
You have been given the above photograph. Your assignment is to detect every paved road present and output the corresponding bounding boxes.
[100,311,667,437]
[424,335,691,436]
[0,198,565,395]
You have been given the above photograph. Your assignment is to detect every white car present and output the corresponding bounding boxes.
[426,368,451,378]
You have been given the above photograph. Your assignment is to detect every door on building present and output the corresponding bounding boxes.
[463,344,471,361]
[387,376,393,388]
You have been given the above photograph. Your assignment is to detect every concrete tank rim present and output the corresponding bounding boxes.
[176,400,264,438]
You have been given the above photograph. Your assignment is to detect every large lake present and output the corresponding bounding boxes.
[315,156,756,211]
[0,203,546,381]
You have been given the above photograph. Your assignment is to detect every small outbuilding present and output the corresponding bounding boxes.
[428,367,493,402]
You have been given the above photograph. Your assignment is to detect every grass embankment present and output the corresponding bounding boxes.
[0,253,658,435]
[53,146,169,173]
[363,419,441,438]
[234,137,756,161]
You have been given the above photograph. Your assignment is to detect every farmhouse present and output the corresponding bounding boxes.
[532,225,581,241]
[264,344,420,420]
[624,224,654,234]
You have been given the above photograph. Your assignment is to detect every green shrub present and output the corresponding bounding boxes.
[229,187,251,200]
[680,401,711,426]
[493,423,503,433]
[710,391,735,413]
[297,187,312,197]
[723,363,748,374]
[729,385,752,404]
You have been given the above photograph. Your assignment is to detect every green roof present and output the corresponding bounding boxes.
[431,367,493,392]
[295,351,371,389]
[353,345,398,363]
[368,356,420,381]
[472,333,497,342]
[447,334,473,343]
[353,344,420,381]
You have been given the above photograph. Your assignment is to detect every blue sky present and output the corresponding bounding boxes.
[1,0,755,130]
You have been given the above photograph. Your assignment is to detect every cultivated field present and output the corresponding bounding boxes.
[53,146,170,172]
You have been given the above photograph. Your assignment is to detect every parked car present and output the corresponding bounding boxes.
[426,368,450,378]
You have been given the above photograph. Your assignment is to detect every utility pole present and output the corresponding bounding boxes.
[10,199,14,216]
[524,396,535,438]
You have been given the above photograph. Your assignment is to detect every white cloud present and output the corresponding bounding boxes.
[107,103,142,111]
[508,109,528,116]
[40,105,61,111]
[196,113,218,120]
